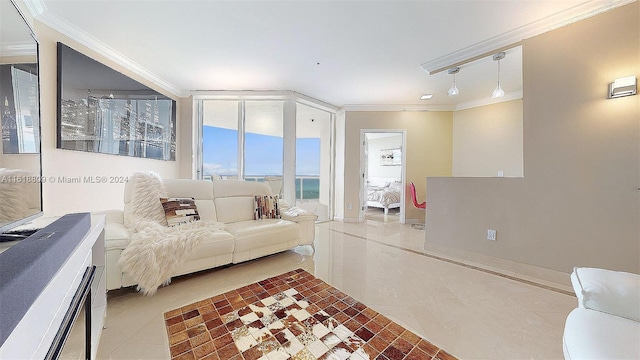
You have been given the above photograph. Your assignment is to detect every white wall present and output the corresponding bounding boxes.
[366,134,402,181]
[35,21,183,216]
[452,100,523,177]
[333,110,346,220]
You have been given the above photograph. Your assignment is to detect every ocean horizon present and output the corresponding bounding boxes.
[208,175,320,200]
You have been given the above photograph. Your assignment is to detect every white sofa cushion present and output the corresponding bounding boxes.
[105,222,130,250]
[215,196,256,223]
[212,180,272,223]
[224,219,298,253]
[185,230,235,261]
[572,267,640,322]
[563,308,640,360]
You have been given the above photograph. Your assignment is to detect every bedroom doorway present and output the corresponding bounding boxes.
[360,130,406,224]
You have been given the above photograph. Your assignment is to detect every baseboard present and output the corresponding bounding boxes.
[404,219,422,225]
[422,242,573,293]
[334,217,360,223]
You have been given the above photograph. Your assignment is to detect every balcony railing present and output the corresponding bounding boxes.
[215,175,320,200]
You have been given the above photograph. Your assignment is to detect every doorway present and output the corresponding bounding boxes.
[359,130,406,224]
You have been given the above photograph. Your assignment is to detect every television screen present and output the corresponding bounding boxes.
[57,42,176,161]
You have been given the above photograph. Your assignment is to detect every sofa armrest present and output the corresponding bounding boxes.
[571,267,640,322]
[281,207,317,222]
[279,199,292,211]
[93,210,131,250]
[93,209,124,224]
[281,207,317,245]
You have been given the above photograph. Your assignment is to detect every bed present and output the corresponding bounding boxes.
[366,179,402,215]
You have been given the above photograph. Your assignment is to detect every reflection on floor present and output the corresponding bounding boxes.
[96,220,575,360]
[365,208,400,223]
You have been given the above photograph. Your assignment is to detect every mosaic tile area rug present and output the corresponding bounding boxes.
[164,269,457,360]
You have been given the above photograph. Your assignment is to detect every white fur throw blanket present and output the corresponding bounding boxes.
[118,171,225,295]
[124,171,168,230]
[119,220,224,295]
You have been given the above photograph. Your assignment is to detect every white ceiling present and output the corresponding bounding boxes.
[31,0,632,109]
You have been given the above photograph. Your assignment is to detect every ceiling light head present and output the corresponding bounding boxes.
[448,84,459,97]
[420,94,433,100]
[491,52,506,98]
[492,84,505,98]
[447,67,460,97]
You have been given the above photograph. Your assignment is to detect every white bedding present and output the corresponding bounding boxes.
[366,181,401,214]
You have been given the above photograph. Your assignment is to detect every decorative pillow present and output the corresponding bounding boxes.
[254,195,280,220]
[160,197,200,226]
[389,181,402,193]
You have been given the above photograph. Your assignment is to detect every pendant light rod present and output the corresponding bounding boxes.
[492,52,506,98]
[426,42,520,75]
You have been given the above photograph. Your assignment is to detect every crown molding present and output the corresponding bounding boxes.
[420,0,636,74]
[340,91,523,113]
[342,104,454,112]
[30,7,187,98]
[454,91,523,111]
[21,0,46,17]
[0,43,37,57]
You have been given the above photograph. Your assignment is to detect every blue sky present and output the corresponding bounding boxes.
[203,126,320,176]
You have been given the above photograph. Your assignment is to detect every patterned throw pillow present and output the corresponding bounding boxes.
[160,197,200,226]
[254,195,281,220]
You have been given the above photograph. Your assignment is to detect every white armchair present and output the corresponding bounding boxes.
[563,267,640,359]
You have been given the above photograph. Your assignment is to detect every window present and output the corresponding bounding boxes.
[196,92,336,221]
[202,100,239,179]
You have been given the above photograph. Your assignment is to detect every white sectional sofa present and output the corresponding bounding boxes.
[104,177,317,291]
[563,267,640,359]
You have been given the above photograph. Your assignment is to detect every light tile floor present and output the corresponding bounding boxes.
[95,218,576,359]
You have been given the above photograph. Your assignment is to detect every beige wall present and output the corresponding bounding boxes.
[34,21,186,216]
[344,111,452,222]
[453,100,523,177]
[426,2,640,274]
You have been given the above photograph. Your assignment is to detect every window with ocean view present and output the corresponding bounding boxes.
[296,138,320,200]
[196,93,335,222]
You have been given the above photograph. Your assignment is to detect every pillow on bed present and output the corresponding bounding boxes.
[389,181,402,192]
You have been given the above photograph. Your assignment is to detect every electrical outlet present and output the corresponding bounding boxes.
[487,229,497,241]
[497,171,504,177]
[347,203,353,210]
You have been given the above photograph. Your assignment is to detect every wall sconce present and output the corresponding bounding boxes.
[608,76,637,99]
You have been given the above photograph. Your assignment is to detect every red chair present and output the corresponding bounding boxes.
[410,182,426,209]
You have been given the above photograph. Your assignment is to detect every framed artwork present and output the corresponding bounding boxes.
[380,147,401,166]
[57,43,176,161]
